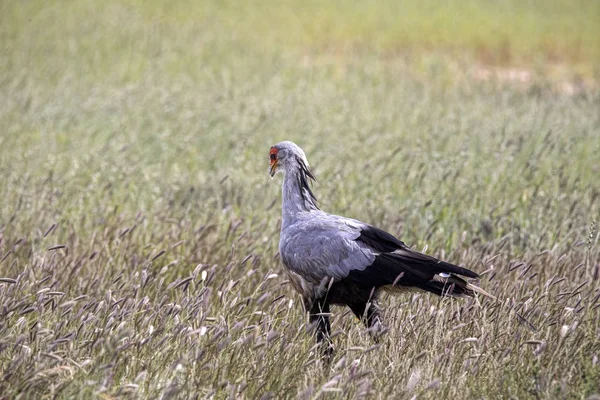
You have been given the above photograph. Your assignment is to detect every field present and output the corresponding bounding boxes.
[1,0,600,398]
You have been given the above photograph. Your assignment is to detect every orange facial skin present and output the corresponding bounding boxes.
[269,147,278,176]
[269,147,278,164]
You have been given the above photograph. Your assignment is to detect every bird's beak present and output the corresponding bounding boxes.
[269,159,278,177]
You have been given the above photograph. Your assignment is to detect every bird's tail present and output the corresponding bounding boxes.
[378,249,481,298]
[415,273,477,298]
[414,273,498,301]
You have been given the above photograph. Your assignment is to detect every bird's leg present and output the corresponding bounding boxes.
[307,297,334,358]
[349,301,387,342]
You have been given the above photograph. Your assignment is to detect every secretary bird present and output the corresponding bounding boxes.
[269,141,494,356]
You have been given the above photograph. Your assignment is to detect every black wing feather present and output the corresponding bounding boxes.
[347,224,479,297]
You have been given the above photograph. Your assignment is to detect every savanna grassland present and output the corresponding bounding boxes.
[1,0,600,398]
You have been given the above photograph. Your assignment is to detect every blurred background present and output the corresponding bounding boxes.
[1,1,599,398]
[2,0,598,236]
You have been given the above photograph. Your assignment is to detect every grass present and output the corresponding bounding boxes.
[1,0,599,398]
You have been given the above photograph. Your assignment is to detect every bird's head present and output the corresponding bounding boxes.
[269,141,315,180]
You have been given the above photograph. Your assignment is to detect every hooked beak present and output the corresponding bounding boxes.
[269,159,278,177]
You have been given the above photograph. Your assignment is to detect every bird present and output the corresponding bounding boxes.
[269,141,495,356]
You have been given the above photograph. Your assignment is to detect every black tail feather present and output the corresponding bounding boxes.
[345,250,478,297]
[415,274,475,297]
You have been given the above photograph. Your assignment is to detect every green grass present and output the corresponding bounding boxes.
[1,0,599,398]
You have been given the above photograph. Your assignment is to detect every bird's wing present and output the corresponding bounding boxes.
[280,214,479,297]
[279,215,376,286]
[356,223,479,278]
[343,222,479,296]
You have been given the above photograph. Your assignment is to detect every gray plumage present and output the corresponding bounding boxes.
[269,141,486,356]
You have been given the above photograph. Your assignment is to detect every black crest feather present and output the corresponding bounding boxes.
[295,155,319,210]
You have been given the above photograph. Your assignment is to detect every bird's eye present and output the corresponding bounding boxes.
[270,153,277,161]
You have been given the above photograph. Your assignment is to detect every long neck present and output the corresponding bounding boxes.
[281,164,319,228]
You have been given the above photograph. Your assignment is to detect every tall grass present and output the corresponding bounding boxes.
[1,0,599,398]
